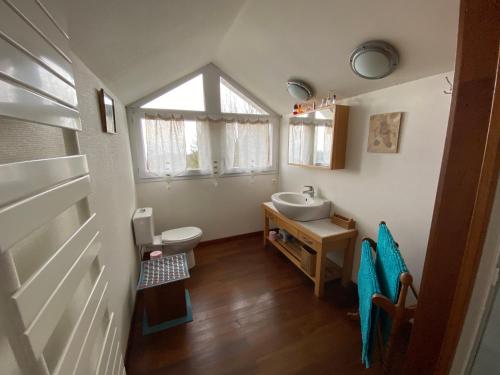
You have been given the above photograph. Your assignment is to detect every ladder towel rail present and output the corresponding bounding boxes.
[0,2,126,373]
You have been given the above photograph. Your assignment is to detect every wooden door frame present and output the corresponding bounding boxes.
[404,1,500,374]
[442,47,500,372]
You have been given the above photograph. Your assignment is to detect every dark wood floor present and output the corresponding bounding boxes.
[125,234,383,375]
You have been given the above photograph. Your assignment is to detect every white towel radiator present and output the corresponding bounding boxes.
[0,0,126,374]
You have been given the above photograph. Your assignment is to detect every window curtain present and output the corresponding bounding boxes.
[195,118,213,174]
[144,115,186,176]
[223,119,272,173]
[288,122,314,165]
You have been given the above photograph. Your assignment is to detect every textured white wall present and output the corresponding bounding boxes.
[279,72,452,288]
[72,54,139,355]
[136,174,278,241]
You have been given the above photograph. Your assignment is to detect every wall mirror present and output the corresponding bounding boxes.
[288,105,349,170]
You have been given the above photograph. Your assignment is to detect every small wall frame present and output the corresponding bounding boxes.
[367,112,402,153]
[98,89,117,134]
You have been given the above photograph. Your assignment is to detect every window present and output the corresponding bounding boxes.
[131,65,277,180]
[141,74,205,111]
[142,116,212,177]
[223,120,272,172]
[220,77,268,115]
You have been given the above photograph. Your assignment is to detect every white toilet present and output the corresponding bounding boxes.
[132,207,202,268]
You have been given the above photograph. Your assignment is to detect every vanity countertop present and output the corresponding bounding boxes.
[263,202,354,239]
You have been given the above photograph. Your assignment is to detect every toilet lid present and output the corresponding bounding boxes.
[161,227,202,244]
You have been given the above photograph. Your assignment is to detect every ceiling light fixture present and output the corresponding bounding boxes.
[350,41,399,80]
[287,81,313,101]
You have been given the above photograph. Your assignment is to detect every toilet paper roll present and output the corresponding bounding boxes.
[150,250,163,259]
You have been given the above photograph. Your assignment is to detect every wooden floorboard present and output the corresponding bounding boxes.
[125,234,383,375]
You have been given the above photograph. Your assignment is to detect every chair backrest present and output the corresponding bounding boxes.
[0,1,126,374]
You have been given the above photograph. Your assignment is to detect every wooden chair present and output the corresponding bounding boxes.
[363,237,418,375]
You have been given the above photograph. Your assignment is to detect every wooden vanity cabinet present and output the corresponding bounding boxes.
[330,105,350,169]
[262,202,357,297]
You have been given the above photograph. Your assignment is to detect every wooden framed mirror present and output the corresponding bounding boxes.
[288,105,349,169]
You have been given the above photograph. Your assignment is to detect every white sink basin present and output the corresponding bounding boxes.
[271,192,331,222]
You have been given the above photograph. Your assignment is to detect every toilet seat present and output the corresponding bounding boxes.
[161,226,202,244]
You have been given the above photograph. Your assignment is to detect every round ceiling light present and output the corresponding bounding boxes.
[287,81,313,101]
[350,41,399,79]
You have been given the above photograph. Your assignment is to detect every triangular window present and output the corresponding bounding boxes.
[220,77,268,115]
[141,74,205,111]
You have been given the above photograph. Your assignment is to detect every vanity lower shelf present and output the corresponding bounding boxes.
[270,238,342,282]
[262,202,358,297]
[269,238,315,282]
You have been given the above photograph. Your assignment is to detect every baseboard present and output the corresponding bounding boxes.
[197,231,263,247]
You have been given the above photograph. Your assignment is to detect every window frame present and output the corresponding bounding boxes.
[127,64,280,182]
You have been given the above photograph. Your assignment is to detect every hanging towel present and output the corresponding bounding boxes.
[375,223,408,342]
[358,240,381,368]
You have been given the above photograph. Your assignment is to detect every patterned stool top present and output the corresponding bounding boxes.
[137,253,190,290]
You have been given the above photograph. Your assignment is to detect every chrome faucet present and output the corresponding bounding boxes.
[302,185,315,198]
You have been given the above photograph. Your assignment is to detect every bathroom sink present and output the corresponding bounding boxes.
[271,192,331,222]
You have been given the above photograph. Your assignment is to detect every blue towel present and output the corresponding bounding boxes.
[375,223,408,342]
[358,240,381,368]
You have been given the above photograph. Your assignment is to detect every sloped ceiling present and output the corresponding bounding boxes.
[69,0,459,114]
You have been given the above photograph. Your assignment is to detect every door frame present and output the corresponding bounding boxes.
[404,0,500,373]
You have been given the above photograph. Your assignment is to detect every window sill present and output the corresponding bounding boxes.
[136,169,279,183]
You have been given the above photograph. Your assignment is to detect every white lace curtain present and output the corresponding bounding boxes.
[196,119,212,173]
[143,115,212,176]
[143,115,272,177]
[223,119,272,173]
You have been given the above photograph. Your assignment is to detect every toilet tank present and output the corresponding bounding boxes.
[132,207,154,245]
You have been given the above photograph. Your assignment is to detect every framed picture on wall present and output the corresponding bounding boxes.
[367,112,402,153]
[98,88,117,134]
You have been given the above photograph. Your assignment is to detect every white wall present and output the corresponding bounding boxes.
[279,72,452,288]
[72,54,139,355]
[136,174,278,241]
